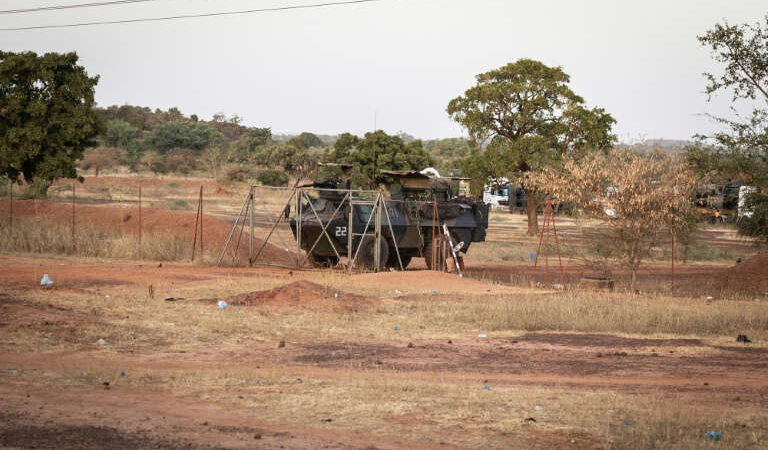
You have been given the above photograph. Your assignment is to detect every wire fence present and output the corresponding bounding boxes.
[0,177,250,263]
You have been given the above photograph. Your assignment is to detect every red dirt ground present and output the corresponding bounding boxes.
[711,250,768,294]
[202,280,372,312]
[1,255,766,449]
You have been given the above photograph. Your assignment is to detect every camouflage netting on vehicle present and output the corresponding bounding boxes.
[420,202,462,220]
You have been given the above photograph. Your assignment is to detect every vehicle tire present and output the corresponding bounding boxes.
[423,236,449,270]
[307,253,339,268]
[386,251,412,270]
[357,235,389,271]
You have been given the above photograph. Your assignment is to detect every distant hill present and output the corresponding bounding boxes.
[620,138,694,154]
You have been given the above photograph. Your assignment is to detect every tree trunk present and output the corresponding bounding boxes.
[524,188,538,236]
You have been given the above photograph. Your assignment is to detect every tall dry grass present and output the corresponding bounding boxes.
[0,217,188,261]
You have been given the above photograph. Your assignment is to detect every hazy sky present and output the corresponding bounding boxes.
[1,0,766,141]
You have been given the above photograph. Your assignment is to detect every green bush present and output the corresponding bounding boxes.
[256,169,289,187]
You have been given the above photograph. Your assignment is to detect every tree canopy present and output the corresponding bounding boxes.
[687,15,768,239]
[447,59,615,234]
[0,51,100,193]
[329,130,434,188]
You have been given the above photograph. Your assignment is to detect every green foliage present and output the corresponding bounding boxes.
[288,132,323,149]
[104,119,138,148]
[233,127,272,163]
[144,121,225,154]
[424,138,474,174]
[447,59,616,233]
[690,16,768,238]
[329,130,434,188]
[250,143,318,178]
[256,168,289,186]
[737,192,768,240]
[0,51,99,191]
[447,59,615,175]
[94,104,154,132]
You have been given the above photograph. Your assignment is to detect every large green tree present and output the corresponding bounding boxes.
[687,16,768,239]
[329,130,434,188]
[0,51,99,195]
[447,59,615,235]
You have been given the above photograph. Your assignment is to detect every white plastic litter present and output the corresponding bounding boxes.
[477,333,487,338]
[217,300,229,309]
[40,274,54,287]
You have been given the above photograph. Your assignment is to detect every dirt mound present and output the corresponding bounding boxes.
[0,199,294,266]
[711,251,768,295]
[208,280,370,312]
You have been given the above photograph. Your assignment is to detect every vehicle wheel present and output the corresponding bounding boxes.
[306,253,339,268]
[386,251,412,270]
[357,235,389,271]
[424,237,449,270]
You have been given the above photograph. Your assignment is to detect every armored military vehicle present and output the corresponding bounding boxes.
[289,169,489,270]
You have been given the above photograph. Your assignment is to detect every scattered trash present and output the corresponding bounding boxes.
[394,289,402,295]
[102,381,110,386]
[705,430,722,441]
[407,342,415,348]
[96,338,111,346]
[120,371,126,377]
[524,417,536,423]
[394,325,400,331]
[164,297,183,302]
[334,292,339,299]
[40,274,53,287]
[217,300,229,309]
[624,421,633,427]
[419,436,432,441]
[482,385,492,391]
[737,334,751,343]
[477,333,487,339]
[534,405,543,411]
[429,289,438,295]
[705,296,714,300]
[105,295,110,300]
[552,283,564,290]
[321,418,333,423]
[529,252,536,262]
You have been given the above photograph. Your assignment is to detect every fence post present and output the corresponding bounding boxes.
[138,183,142,259]
[9,181,12,238]
[248,186,254,266]
[191,186,202,262]
[72,181,76,252]
[671,233,675,291]
[200,185,203,259]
